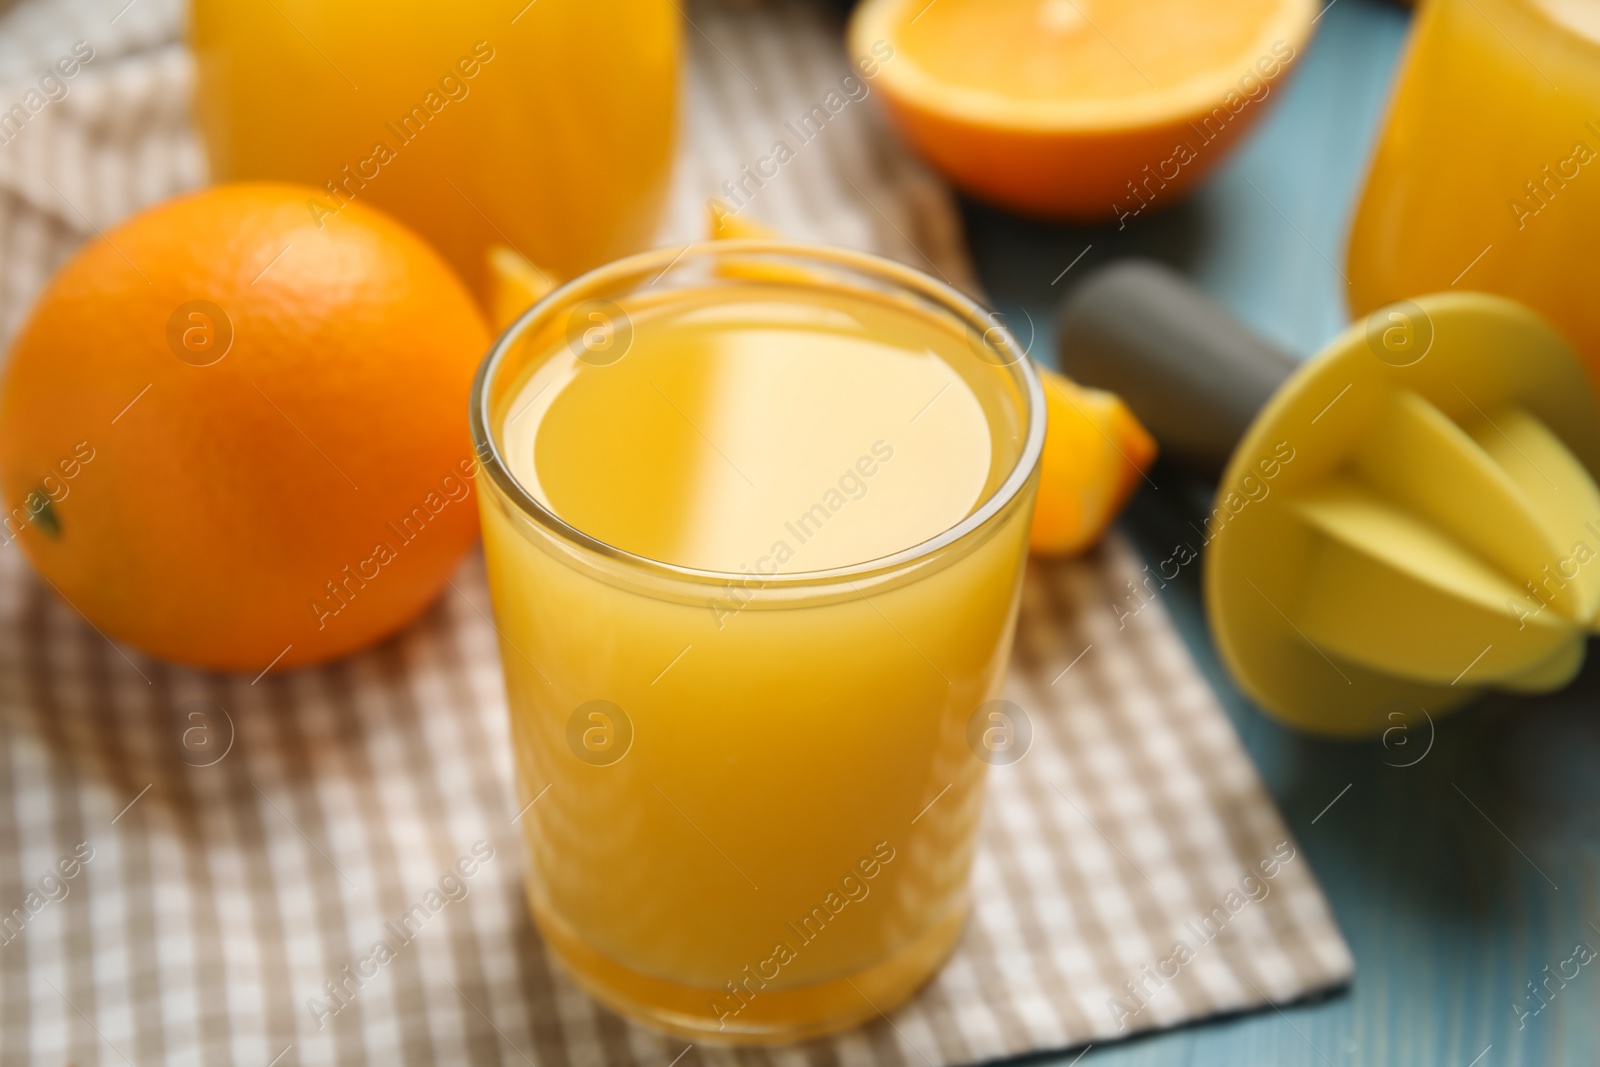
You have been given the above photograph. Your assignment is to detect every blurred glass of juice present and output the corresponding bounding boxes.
[1348,0,1600,381]
[190,0,679,295]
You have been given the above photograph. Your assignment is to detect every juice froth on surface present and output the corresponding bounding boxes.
[500,285,1001,572]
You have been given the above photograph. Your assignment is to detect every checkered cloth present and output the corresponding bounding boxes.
[0,0,1353,1064]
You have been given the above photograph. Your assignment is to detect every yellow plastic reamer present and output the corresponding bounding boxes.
[1059,261,1600,736]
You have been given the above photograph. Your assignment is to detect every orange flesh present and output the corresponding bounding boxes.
[898,0,1291,103]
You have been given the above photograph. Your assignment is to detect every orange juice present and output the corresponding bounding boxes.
[190,0,678,294]
[471,244,1044,1040]
[1348,0,1600,379]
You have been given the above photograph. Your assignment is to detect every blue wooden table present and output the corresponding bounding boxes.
[962,1,1600,1063]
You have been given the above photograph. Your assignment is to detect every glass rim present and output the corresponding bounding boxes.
[468,239,1047,588]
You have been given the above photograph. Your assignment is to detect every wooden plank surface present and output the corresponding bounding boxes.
[961,1,1600,1063]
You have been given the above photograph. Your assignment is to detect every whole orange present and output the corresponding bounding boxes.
[0,183,490,672]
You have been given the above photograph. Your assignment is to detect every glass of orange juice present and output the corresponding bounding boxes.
[189,0,678,295]
[470,242,1044,1041]
[1347,0,1600,379]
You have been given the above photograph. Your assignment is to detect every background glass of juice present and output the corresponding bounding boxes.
[1347,0,1600,380]
[190,0,678,295]
[470,242,1045,1041]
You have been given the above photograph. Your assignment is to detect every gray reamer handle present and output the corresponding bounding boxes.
[1056,260,1298,479]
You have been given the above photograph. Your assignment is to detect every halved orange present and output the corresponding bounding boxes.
[850,0,1316,219]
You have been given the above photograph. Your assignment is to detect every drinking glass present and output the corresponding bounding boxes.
[469,242,1045,1041]
[1348,0,1600,378]
[190,0,679,294]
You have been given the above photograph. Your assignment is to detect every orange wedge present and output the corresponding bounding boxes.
[849,0,1315,220]
[704,204,840,287]
[1031,367,1157,556]
[487,245,559,334]
[708,205,780,241]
